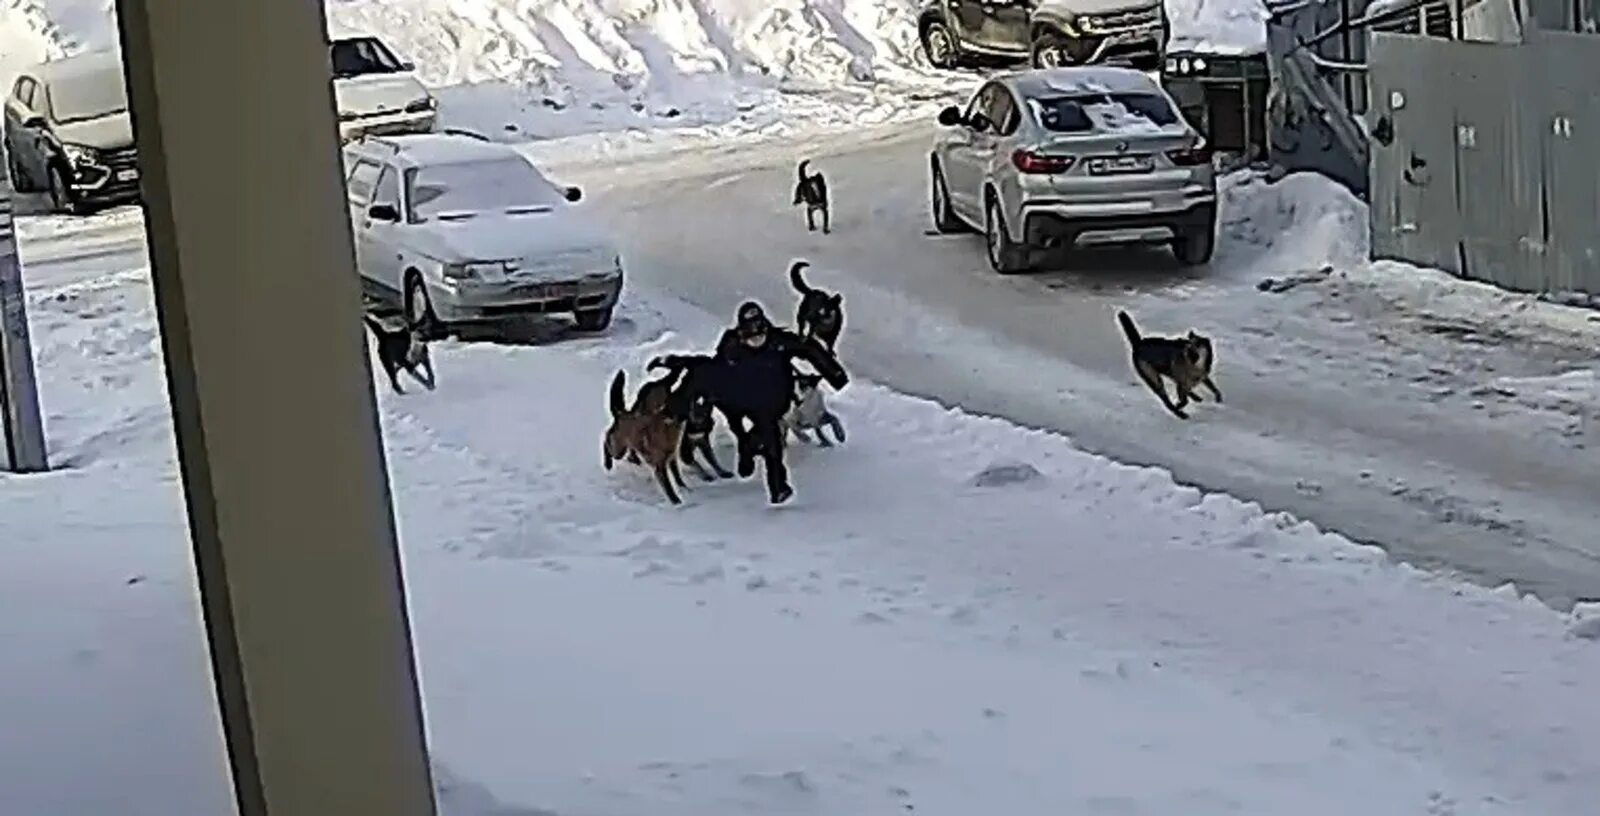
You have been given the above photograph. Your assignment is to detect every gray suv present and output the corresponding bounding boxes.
[2,49,140,214]
[929,67,1218,274]
[918,0,1168,71]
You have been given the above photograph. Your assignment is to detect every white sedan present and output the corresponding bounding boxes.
[342,131,625,334]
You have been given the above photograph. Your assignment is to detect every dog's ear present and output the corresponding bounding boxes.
[829,293,842,305]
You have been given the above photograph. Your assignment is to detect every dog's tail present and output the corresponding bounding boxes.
[608,370,627,416]
[789,260,813,295]
[1116,310,1141,346]
[797,159,811,182]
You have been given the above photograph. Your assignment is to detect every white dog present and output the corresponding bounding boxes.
[782,372,845,447]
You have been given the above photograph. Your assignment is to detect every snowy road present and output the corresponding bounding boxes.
[13,124,1600,609]
[556,123,1600,609]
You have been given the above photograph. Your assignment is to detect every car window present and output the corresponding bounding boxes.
[405,157,567,223]
[986,87,1020,136]
[346,160,382,204]
[1029,92,1179,134]
[45,68,130,124]
[372,166,401,210]
[15,78,37,109]
[330,37,407,79]
[962,85,995,130]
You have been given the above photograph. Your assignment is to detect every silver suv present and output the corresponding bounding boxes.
[2,49,140,215]
[918,0,1167,71]
[929,66,1217,274]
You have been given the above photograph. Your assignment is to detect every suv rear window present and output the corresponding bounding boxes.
[330,37,408,79]
[1030,92,1179,133]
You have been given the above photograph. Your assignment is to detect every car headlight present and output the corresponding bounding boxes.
[1079,15,1100,32]
[61,143,99,167]
[443,262,507,282]
[405,97,437,114]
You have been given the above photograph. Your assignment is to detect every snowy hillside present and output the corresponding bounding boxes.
[3,0,1272,141]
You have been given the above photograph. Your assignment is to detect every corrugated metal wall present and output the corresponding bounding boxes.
[1366,30,1600,297]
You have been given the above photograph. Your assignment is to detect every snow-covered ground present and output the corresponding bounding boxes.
[5,244,1600,814]
[8,1,1600,814]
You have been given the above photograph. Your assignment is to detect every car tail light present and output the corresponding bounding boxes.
[1011,148,1075,174]
[1166,144,1212,167]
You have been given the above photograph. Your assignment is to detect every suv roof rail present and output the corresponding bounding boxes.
[439,127,491,142]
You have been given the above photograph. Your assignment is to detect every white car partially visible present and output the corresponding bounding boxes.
[342,132,625,335]
[328,31,437,141]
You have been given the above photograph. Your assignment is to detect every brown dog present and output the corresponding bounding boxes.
[1116,310,1222,420]
[603,369,690,504]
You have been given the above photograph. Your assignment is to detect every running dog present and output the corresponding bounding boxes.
[792,159,831,234]
[364,315,436,394]
[788,260,844,352]
[1116,310,1222,420]
[782,372,846,447]
[602,369,690,504]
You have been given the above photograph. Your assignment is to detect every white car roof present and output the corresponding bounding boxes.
[348,132,527,171]
[24,48,124,86]
[1001,66,1163,100]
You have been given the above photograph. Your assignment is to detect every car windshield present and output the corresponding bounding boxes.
[330,37,407,78]
[406,158,567,222]
[1030,92,1178,133]
[47,69,129,124]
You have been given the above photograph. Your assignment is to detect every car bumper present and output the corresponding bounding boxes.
[339,109,437,141]
[1021,191,1216,243]
[66,155,142,204]
[1077,22,1164,64]
[431,274,623,322]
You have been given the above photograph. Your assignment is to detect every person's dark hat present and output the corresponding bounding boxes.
[735,301,770,338]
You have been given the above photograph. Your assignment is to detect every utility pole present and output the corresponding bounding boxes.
[0,178,48,473]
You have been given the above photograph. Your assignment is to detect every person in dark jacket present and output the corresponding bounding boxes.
[651,301,847,503]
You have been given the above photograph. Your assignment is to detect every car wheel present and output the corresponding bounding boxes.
[403,273,444,338]
[984,194,1030,275]
[921,20,961,70]
[1171,226,1216,267]
[573,304,615,332]
[47,164,86,215]
[1030,30,1085,69]
[929,160,967,234]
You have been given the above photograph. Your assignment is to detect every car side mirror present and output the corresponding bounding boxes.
[564,186,582,203]
[937,106,964,127]
[21,114,45,129]
[367,203,400,222]
[399,61,416,72]
[967,113,993,133]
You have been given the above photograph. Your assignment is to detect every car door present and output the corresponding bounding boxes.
[344,158,384,288]
[978,0,1032,51]
[947,0,991,48]
[944,84,999,220]
[364,164,407,292]
[3,78,41,180]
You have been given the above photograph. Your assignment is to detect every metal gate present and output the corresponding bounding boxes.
[1367,33,1463,274]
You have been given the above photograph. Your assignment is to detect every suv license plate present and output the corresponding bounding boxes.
[115,168,139,182]
[1088,156,1154,175]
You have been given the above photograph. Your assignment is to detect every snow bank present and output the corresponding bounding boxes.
[1165,0,1271,55]
[6,258,1600,814]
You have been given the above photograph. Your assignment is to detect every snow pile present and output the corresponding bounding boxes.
[1165,0,1271,55]
[1217,170,1370,272]
[7,245,1600,813]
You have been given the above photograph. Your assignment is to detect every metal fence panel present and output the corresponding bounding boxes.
[1367,33,1463,273]
[1535,30,1600,296]
[1451,41,1546,291]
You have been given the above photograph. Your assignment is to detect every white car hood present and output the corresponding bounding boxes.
[54,112,134,151]
[333,73,431,117]
[407,208,618,271]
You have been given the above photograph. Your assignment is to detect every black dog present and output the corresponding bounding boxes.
[792,159,830,234]
[680,393,734,481]
[788,261,844,352]
[364,315,436,394]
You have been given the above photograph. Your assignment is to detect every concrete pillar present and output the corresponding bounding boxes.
[113,1,438,814]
